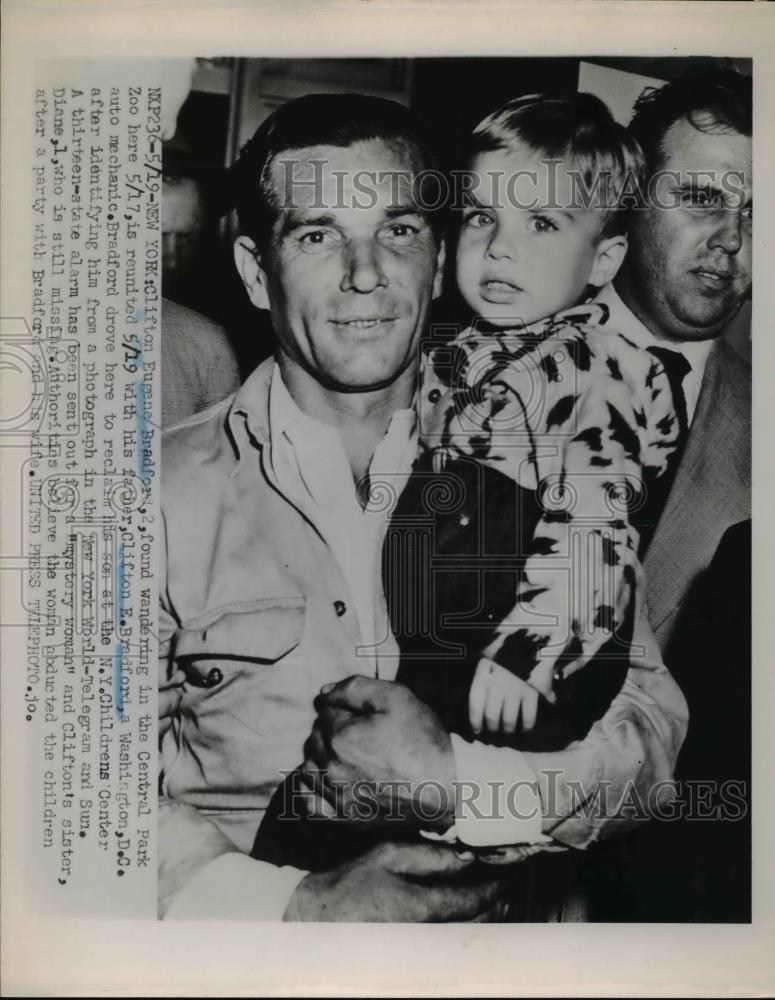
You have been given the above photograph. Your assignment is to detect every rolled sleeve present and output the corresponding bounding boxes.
[447,564,688,852]
[523,564,689,849]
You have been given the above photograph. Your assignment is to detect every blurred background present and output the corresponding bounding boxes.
[161,55,752,378]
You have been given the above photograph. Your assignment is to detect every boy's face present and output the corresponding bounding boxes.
[456,145,619,327]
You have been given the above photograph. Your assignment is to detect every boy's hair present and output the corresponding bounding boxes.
[628,67,751,175]
[467,92,646,238]
[231,92,443,250]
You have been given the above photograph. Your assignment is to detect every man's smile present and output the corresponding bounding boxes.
[330,316,398,330]
[689,265,735,291]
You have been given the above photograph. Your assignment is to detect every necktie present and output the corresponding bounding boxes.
[637,346,692,555]
[648,345,692,438]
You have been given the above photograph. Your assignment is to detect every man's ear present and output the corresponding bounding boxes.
[432,238,447,301]
[588,233,628,289]
[234,236,271,311]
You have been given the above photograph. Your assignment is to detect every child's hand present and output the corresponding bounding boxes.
[468,658,541,737]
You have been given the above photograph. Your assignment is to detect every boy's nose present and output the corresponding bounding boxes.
[485,229,517,261]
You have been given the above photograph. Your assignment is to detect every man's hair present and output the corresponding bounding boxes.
[232,92,442,249]
[628,67,752,175]
[466,91,646,238]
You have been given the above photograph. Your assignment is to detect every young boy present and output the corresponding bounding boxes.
[251,93,680,871]
[409,91,680,736]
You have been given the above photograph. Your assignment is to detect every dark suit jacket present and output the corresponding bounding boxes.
[584,520,751,922]
[585,334,752,923]
[643,338,751,658]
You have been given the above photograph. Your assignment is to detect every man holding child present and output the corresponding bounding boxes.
[159,69,750,921]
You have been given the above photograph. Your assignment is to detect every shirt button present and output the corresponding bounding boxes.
[428,388,442,403]
[334,600,347,618]
[206,667,223,688]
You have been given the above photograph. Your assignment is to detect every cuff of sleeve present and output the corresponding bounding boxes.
[164,853,307,921]
[450,733,553,847]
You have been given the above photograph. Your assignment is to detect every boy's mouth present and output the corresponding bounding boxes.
[479,278,523,303]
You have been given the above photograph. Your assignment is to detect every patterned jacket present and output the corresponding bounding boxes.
[418,302,680,698]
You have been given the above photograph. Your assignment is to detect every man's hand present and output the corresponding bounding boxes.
[284,841,504,922]
[303,676,457,832]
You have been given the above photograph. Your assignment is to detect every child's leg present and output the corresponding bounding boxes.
[385,453,539,734]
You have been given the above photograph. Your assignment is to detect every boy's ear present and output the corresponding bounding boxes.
[432,238,446,300]
[234,236,271,311]
[588,233,628,289]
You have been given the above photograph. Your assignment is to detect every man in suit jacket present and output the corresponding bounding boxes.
[597,68,752,659]
[589,68,752,921]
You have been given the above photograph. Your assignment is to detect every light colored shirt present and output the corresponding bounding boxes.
[162,357,688,919]
[161,359,412,917]
[596,283,713,425]
[267,364,416,678]
[160,360,409,853]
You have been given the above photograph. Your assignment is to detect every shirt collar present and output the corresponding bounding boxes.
[595,282,714,375]
[269,361,315,447]
[226,357,274,469]
[226,356,417,469]
[268,363,417,448]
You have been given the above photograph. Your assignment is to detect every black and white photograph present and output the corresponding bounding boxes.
[158,54,751,923]
[2,2,774,996]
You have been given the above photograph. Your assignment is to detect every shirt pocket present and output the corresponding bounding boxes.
[174,596,306,692]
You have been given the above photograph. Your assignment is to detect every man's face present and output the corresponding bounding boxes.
[623,116,752,342]
[239,138,444,393]
[456,146,621,327]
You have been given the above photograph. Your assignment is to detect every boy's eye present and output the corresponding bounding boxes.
[463,210,495,229]
[527,214,558,233]
[297,228,342,252]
